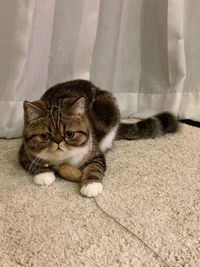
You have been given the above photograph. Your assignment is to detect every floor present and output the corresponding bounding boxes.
[0,122,200,267]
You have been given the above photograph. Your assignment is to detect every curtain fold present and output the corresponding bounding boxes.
[0,0,200,138]
[47,0,100,87]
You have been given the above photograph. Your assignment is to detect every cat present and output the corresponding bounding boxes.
[19,79,178,197]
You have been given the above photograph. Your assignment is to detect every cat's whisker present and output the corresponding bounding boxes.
[29,153,44,174]
[30,153,48,174]
[29,147,51,174]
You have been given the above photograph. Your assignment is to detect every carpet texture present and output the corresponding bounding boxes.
[0,123,200,267]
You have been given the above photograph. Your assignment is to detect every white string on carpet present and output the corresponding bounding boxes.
[94,198,171,267]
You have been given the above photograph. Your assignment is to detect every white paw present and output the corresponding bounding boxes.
[80,182,103,198]
[34,172,56,186]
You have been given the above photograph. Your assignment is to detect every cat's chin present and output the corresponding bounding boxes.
[39,149,69,166]
[50,148,65,153]
[47,149,68,158]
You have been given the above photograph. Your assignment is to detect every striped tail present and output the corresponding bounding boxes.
[117,112,178,140]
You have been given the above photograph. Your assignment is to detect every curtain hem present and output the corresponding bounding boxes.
[114,92,200,121]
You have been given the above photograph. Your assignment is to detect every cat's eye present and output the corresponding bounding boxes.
[65,131,75,139]
[40,133,50,141]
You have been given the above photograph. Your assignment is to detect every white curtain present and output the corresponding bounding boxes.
[0,0,200,138]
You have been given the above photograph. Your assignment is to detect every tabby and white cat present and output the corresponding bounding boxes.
[19,80,178,197]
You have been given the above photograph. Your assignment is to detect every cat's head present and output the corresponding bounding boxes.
[23,97,91,160]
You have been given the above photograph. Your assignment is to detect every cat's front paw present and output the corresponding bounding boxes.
[80,181,103,198]
[34,172,56,186]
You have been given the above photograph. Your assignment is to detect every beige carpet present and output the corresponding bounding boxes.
[0,123,200,267]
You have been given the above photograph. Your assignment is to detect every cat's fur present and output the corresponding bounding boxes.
[19,79,178,197]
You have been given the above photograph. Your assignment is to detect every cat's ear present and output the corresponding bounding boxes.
[70,97,85,115]
[23,100,47,120]
[63,97,85,115]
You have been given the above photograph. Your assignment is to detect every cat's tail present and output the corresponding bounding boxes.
[117,112,178,140]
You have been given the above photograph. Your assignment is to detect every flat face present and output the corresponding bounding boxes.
[23,98,90,163]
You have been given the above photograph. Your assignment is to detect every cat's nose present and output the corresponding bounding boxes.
[53,134,63,144]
